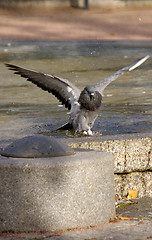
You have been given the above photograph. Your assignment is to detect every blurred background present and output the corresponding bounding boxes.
[0,0,152,8]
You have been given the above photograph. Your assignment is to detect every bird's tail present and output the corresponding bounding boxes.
[55,122,73,131]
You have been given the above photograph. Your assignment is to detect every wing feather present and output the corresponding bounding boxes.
[93,55,149,94]
[6,64,81,110]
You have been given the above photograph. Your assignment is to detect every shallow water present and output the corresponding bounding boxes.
[0,40,152,140]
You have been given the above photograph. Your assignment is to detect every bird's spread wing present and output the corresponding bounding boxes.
[93,55,150,94]
[6,64,81,110]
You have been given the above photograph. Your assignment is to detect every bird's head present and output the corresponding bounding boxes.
[78,86,102,111]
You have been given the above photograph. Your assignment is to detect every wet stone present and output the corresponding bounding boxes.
[1,135,75,158]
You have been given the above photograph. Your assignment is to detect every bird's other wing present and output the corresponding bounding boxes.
[92,55,150,94]
[6,64,81,110]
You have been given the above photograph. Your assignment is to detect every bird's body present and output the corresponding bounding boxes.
[6,55,149,135]
[67,86,102,134]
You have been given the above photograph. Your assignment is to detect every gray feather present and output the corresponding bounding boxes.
[92,55,150,94]
[5,64,80,110]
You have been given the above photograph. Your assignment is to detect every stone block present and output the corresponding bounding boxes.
[149,152,152,170]
[121,172,146,198]
[0,150,115,232]
[108,140,126,173]
[114,174,123,198]
[125,138,151,172]
[143,172,152,197]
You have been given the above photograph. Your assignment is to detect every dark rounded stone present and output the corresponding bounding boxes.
[1,135,75,158]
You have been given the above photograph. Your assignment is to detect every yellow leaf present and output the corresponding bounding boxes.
[110,216,134,223]
[118,216,134,220]
[115,194,119,202]
[127,190,138,200]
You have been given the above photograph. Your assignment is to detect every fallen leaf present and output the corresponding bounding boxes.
[115,194,119,206]
[127,190,138,200]
[110,215,136,223]
[118,216,134,220]
[115,194,119,202]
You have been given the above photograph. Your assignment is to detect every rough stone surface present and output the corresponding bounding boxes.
[125,138,151,172]
[114,172,152,198]
[149,152,152,170]
[66,133,152,198]
[69,140,126,173]
[121,172,146,198]
[0,150,115,232]
[108,140,126,173]
[143,172,152,197]
[114,174,124,198]
[0,197,152,240]
[68,134,152,173]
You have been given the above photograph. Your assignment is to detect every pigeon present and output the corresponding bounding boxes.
[6,55,149,135]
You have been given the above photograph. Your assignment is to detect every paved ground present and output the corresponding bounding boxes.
[0,219,152,240]
[0,6,152,41]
